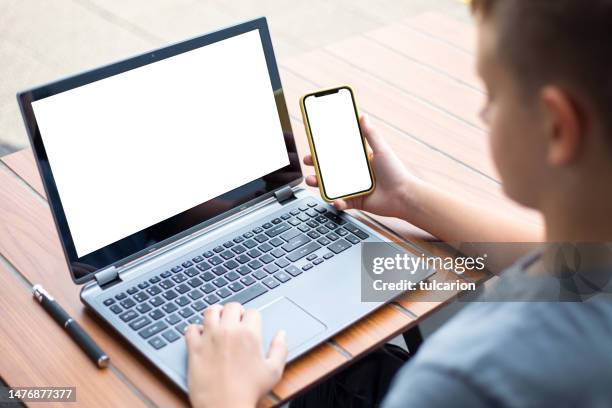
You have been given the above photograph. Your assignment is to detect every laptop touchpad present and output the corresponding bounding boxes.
[259,297,327,351]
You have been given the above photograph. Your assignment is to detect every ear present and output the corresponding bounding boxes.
[540,86,583,167]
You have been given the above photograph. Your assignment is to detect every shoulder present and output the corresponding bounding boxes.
[398,300,612,406]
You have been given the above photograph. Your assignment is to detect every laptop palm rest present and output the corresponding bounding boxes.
[259,297,327,352]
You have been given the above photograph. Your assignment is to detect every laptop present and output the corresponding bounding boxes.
[17,18,433,392]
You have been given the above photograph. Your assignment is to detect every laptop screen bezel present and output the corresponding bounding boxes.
[17,17,302,285]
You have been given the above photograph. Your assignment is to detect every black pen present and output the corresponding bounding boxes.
[32,284,109,368]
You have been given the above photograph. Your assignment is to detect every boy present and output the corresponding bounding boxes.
[185,0,612,406]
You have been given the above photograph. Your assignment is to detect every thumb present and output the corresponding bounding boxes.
[332,198,357,211]
[185,325,202,354]
[266,330,288,381]
[360,115,389,154]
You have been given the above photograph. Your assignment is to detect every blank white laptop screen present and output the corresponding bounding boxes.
[32,29,290,257]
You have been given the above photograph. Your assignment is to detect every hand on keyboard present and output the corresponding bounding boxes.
[186,303,287,408]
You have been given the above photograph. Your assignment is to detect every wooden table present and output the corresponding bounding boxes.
[0,12,540,407]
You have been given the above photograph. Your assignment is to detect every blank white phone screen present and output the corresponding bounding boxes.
[31,29,289,257]
[304,88,372,200]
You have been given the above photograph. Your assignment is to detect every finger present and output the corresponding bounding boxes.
[365,141,374,161]
[203,304,222,330]
[305,175,319,187]
[266,330,288,381]
[220,302,244,326]
[242,309,262,335]
[360,115,389,153]
[303,155,314,166]
[333,199,350,211]
[185,324,203,354]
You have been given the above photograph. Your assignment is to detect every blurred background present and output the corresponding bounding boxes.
[0,0,468,157]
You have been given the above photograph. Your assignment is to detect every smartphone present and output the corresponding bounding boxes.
[300,86,375,202]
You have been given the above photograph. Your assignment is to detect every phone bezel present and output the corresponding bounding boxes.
[300,85,376,202]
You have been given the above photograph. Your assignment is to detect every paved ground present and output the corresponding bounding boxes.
[0,0,469,155]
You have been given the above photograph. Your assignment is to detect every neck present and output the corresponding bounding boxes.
[542,135,612,241]
[543,190,612,242]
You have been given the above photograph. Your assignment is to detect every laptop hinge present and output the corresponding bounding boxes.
[274,186,296,204]
[94,266,120,287]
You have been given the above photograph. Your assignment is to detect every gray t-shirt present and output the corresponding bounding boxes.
[383,253,612,408]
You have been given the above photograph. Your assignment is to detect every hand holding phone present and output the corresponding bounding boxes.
[300,86,375,202]
[302,101,416,220]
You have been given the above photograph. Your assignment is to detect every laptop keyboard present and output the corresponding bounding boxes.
[100,199,370,350]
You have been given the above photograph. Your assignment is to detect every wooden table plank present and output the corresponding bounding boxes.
[365,22,482,91]
[325,37,483,130]
[0,263,146,408]
[333,305,415,357]
[404,12,477,55]
[1,148,45,197]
